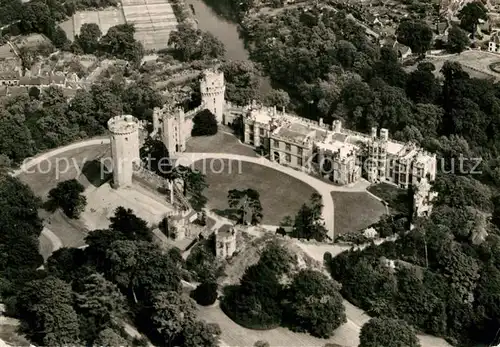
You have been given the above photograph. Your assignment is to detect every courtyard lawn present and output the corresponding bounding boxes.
[192,159,316,225]
[331,191,386,235]
[186,131,257,157]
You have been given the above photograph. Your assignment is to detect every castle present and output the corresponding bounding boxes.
[153,69,437,192]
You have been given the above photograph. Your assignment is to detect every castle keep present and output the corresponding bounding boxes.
[152,69,437,191]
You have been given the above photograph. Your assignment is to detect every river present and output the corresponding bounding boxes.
[184,0,272,95]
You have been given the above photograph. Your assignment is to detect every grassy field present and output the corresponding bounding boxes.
[331,191,386,235]
[197,303,358,347]
[192,159,316,225]
[186,131,257,157]
[17,144,110,251]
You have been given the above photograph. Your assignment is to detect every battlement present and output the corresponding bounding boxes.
[185,104,206,119]
[108,115,139,135]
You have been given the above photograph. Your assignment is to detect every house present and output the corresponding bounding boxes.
[489,31,500,52]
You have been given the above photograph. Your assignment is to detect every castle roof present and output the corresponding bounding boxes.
[217,224,234,238]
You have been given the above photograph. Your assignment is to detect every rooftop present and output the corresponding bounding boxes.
[274,122,314,143]
[218,224,235,238]
[250,108,273,124]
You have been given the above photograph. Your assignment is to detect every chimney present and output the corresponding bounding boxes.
[319,118,324,127]
[333,120,342,133]
[371,127,377,138]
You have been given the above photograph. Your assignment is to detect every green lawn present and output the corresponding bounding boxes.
[193,159,316,225]
[331,191,386,235]
[17,144,110,252]
[367,182,411,215]
[186,131,257,157]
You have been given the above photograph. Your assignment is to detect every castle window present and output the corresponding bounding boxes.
[297,147,303,155]
[285,153,291,162]
[214,98,216,104]
[298,158,303,166]
[125,137,128,141]
[273,140,279,148]
[259,127,264,135]
[285,143,291,151]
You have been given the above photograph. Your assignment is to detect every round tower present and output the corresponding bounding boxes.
[108,115,140,188]
[200,69,225,124]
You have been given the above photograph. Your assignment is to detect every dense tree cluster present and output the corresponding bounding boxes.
[221,60,261,105]
[0,79,161,165]
[221,242,345,337]
[168,23,225,62]
[4,204,218,347]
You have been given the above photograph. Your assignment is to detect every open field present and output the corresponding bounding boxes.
[17,143,110,251]
[407,50,500,81]
[186,131,257,157]
[192,159,316,225]
[121,0,178,50]
[17,144,110,199]
[60,8,126,42]
[331,191,386,235]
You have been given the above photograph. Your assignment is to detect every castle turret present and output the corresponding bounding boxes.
[200,69,225,123]
[108,115,140,188]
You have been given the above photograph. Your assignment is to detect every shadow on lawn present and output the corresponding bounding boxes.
[82,160,112,188]
[212,208,239,222]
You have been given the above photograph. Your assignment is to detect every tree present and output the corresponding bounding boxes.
[16,277,80,346]
[168,24,225,61]
[151,291,197,345]
[182,321,221,347]
[19,1,54,35]
[291,193,328,241]
[123,79,162,120]
[172,166,208,211]
[93,328,128,347]
[359,317,421,347]
[284,269,346,338]
[47,247,88,283]
[99,24,144,64]
[221,61,260,105]
[77,23,102,54]
[447,25,470,53]
[47,179,87,218]
[396,19,433,56]
[109,206,152,242]
[192,282,218,306]
[458,1,487,39]
[191,109,218,136]
[105,240,182,303]
[74,274,126,331]
[265,89,290,110]
[228,188,263,224]
[186,241,218,282]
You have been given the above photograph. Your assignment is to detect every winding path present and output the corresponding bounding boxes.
[173,152,336,240]
[8,138,451,347]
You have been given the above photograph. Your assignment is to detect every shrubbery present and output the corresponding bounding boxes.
[192,282,218,306]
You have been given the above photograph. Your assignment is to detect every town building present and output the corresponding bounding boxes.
[153,69,437,190]
[489,31,500,53]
